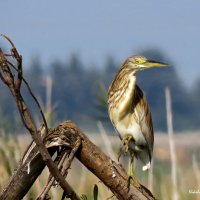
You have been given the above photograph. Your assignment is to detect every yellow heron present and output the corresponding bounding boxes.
[108,55,167,176]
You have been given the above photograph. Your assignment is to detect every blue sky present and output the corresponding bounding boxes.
[1,0,200,87]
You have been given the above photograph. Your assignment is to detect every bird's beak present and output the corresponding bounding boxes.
[143,60,168,69]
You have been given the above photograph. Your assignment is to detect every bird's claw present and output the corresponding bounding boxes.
[127,175,133,191]
[118,135,133,160]
[122,134,133,153]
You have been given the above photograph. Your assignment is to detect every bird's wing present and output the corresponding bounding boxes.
[132,85,154,157]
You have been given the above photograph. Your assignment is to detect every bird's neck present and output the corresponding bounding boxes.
[108,68,137,119]
[109,66,137,91]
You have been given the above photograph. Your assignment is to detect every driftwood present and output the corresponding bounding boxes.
[0,36,156,200]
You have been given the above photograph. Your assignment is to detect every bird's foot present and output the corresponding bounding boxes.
[127,175,132,191]
[118,135,133,160]
[127,168,137,191]
[122,134,133,154]
[127,174,140,191]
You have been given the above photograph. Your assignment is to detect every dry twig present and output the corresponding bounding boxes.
[0,35,80,200]
[37,137,81,200]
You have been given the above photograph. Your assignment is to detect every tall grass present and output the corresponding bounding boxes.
[0,129,199,199]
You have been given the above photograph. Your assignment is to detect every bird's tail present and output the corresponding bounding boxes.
[142,161,151,171]
[135,148,151,171]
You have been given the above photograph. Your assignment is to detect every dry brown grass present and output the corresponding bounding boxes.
[0,131,199,200]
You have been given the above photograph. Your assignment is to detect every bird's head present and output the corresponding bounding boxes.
[125,55,168,71]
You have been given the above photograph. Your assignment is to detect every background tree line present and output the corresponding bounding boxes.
[0,49,199,133]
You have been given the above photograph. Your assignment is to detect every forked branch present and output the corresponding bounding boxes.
[0,36,155,200]
[0,35,80,199]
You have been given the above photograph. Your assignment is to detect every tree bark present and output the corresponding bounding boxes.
[66,121,155,200]
[0,148,56,200]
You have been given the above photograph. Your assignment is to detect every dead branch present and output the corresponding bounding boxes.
[0,146,57,200]
[37,138,82,200]
[0,123,81,200]
[0,36,155,200]
[0,121,155,200]
[0,35,80,199]
[63,121,155,200]
[37,151,69,200]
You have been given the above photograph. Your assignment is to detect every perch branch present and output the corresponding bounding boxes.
[63,121,155,200]
[0,120,155,200]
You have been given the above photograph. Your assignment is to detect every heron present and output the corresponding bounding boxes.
[108,55,167,176]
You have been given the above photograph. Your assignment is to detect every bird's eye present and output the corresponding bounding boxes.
[135,59,140,64]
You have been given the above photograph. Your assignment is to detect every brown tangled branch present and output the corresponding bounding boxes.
[0,36,156,200]
[37,137,82,200]
[0,35,80,200]
[0,121,155,200]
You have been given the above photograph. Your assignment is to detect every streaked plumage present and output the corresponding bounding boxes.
[108,55,167,171]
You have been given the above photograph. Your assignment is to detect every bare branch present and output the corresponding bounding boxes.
[37,151,69,200]
[36,141,82,200]
[0,36,80,199]
[45,121,155,200]
[0,121,155,200]
[0,146,57,200]
[2,37,48,132]
[0,36,155,200]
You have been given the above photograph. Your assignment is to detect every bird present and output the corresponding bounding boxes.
[107,55,167,176]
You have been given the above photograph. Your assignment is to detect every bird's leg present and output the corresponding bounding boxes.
[129,155,134,178]
[121,135,135,173]
[117,148,122,162]
[127,152,135,190]
[121,135,134,187]
[119,135,140,190]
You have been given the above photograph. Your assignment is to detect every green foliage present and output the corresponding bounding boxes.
[80,184,99,200]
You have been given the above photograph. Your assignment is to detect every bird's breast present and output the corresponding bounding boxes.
[110,107,146,146]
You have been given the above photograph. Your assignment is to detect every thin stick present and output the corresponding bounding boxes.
[37,151,69,200]
[165,87,179,200]
[147,159,153,193]
[6,59,48,133]
[38,138,81,199]
[61,138,82,199]
[62,137,82,177]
